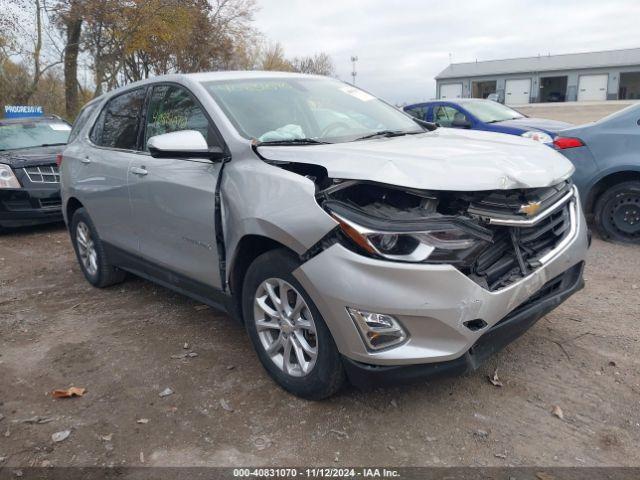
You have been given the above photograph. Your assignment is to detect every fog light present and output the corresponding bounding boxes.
[346,308,407,351]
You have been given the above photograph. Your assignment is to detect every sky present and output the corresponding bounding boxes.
[255,0,640,104]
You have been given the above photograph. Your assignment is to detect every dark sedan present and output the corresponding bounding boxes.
[554,103,640,244]
[0,116,70,229]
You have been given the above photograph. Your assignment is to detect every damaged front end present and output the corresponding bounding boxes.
[316,179,576,292]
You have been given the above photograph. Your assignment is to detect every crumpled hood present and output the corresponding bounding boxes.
[258,128,575,191]
[495,117,573,134]
[0,146,62,168]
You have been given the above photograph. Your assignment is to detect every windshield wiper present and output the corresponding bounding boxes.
[38,143,67,147]
[255,138,330,146]
[353,130,415,141]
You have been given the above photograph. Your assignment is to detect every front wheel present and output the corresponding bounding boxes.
[594,181,640,244]
[242,249,345,399]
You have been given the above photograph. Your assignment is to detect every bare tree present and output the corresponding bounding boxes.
[259,42,293,71]
[291,52,335,76]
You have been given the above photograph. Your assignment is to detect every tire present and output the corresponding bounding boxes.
[242,249,345,400]
[70,208,126,287]
[594,181,640,244]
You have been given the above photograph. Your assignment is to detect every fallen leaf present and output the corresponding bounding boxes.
[536,472,556,480]
[226,365,235,371]
[187,352,198,358]
[51,387,86,399]
[51,430,71,443]
[220,399,234,412]
[100,433,113,442]
[183,343,189,350]
[488,369,504,387]
[139,451,145,463]
[552,405,564,420]
[194,305,208,311]
[494,452,507,459]
[136,418,149,424]
[159,388,174,398]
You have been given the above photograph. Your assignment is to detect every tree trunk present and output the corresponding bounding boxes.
[64,6,83,119]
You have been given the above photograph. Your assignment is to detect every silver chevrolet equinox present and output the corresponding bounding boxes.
[61,72,589,399]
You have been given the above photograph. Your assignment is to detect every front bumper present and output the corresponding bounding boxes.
[0,186,62,227]
[342,261,584,388]
[293,190,589,370]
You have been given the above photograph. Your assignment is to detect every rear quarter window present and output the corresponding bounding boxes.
[68,104,96,143]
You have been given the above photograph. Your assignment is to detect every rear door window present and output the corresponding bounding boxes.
[144,85,219,149]
[90,88,146,150]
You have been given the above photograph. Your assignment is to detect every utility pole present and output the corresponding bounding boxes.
[350,55,358,85]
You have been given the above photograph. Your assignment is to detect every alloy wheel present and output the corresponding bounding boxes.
[253,278,318,377]
[76,221,98,276]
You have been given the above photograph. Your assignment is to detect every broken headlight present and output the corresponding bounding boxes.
[326,200,492,265]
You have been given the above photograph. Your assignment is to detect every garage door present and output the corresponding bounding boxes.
[578,74,608,101]
[440,83,462,99]
[505,79,531,105]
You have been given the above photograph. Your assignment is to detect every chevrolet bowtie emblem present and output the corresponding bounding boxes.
[519,201,542,217]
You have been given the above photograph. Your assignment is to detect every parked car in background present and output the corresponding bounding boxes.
[0,115,70,229]
[404,99,572,144]
[553,103,640,244]
[547,91,566,103]
[61,72,588,399]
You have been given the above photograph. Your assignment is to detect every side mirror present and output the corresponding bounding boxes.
[452,118,472,128]
[147,130,226,161]
[412,118,438,131]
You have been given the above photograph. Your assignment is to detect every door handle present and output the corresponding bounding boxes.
[80,157,91,164]
[130,166,148,176]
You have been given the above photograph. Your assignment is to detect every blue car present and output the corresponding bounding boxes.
[404,99,572,145]
[553,103,640,244]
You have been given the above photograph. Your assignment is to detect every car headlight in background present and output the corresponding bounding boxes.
[0,164,21,188]
[521,130,553,144]
[326,202,492,265]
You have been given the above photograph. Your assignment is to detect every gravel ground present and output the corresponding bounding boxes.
[1,104,639,468]
[0,226,639,467]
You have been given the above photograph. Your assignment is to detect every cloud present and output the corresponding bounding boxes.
[255,0,640,103]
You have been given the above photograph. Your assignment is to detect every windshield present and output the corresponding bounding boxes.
[0,121,71,150]
[202,77,422,143]
[462,101,525,123]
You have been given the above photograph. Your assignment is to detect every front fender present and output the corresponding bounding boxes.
[221,156,337,280]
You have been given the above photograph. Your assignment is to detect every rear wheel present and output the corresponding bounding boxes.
[594,181,640,244]
[70,208,126,287]
[242,249,345,399]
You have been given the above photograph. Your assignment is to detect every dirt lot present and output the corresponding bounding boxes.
[1,224,639,468]
[1,104,640,468]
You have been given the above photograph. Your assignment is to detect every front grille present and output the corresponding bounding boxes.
[23,165,60,184]
[467,181,571,221]
[469,201,572,291]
